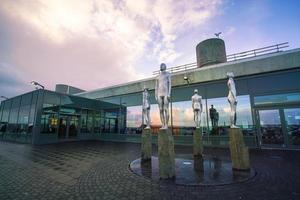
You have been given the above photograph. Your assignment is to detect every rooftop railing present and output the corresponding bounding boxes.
[226,42,289,61]
[152,42,289,76]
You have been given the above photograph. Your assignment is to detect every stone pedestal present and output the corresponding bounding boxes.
[194,156,204,172]
[158,128,175,179]
[193,128,203,157]
[229,128,250,171]
[141,128,152,161]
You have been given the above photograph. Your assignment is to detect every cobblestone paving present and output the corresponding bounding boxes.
[0,140,299,200]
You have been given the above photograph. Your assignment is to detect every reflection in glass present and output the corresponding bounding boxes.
[69,116,79,138]
[8,97,21,133]
[172,100,207,135]
[0,101,11,134]
[58,116,67,138]
[17,93,32,134]
[41,104,59,134]
[103,110,118,133]
[254,92,300,106]
[207,95,253,135]
[259,109,284,145]
[81,110,94,133]
[125,104,162,134]
[94,113,101,133]
[284,108,300,145]
[28,92,38,134]
[126,106,142,127]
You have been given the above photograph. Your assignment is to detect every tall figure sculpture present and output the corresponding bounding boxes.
[155,63,175,179]
[191,89,203,128]
[142,87,151,128]
[227,72,238,128]
[155,63,171,129]
[227,72,250,170]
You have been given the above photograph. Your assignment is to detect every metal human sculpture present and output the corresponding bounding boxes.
[227,72,238,128]
[142,87,151,128]
[155,63,171,129]
[191,89,203,128]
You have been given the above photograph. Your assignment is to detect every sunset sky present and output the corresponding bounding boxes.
[1,0,300,98]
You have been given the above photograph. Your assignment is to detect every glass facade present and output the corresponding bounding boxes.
[0,91,38,142]
[254,92,300,106]
[0,90,120,143]
[207,95,254,135]
[0,76,298,148]
[126,105,142,134]
[41,92,60,134]
[38,91,120,138]
[122,95,253,136]
[172,100,206,136]
[284,108,300,145]
[254,92,300,148]
[258,109,284,145]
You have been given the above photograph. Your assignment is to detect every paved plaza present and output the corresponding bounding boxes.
[0,140,299,200]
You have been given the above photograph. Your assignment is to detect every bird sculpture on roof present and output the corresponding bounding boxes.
[215,32,222,38]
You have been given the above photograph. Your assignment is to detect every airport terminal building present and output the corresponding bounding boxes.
[0,39,300,149]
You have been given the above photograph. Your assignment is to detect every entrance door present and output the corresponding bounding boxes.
[257,109,285,147]
[68,115,79,138]
[58,116,68,139]
[283,108,300,147]
[257,107,300,148]
[58,115,79,139]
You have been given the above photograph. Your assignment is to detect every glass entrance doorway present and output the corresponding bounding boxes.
[256,107,300,148]
[257,109,284,147]
[283,108,300,146]
[58,115,79,139]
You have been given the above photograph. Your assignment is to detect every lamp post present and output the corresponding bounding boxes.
[30,81,45,90]
[0,96,8,100]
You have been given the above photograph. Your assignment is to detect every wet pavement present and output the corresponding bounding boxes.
[130,155,255,186]
[0,140,299,200]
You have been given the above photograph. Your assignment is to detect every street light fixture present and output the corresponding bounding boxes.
[184,76,190,85]
[30,81,45,90]
[0,96,8,100]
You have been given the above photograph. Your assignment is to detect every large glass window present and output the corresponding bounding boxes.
[81,109,93,133]
[41,103,59,134]
[254,92,300,106]
[171,100,207,135]
[41,92,61,134]
[8,97,21,133]
[94,111,104,133]
[284,108,300,145]
[126,106,142,134]
[207,95,253,135]
[0,100,10,134]
[0,103,3,122]
[18,93,32,134]
[28,91,38,133]
[259,109,283,145]
[103,110,118,133]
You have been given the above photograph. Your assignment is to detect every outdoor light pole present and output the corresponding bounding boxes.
[0,96,8,100]
[30,81,45,90]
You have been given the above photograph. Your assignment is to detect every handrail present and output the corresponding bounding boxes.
[152,42,289,75]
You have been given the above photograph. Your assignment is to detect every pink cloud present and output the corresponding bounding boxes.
[0,0,224,95]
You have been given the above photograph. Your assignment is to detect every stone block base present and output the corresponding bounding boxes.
[193,128,203,157]
[229,128,250,171]
[194,156,204,172]
[158,128,175,179]
[141,128,152,161]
